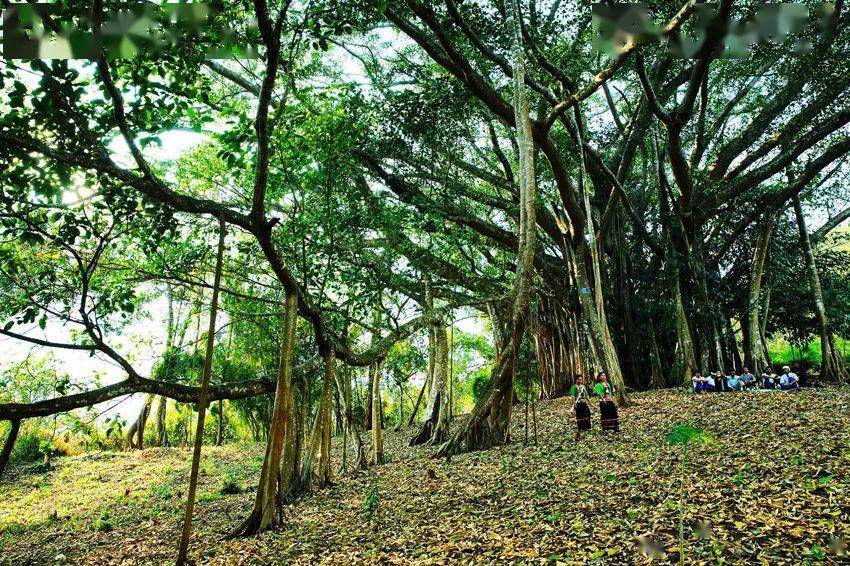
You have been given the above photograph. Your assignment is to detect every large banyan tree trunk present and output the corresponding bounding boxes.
[437,1,536,456]
[230,293,300,537]
[793,196,847,382]
[410,322,450,446]
[746,206,777,377]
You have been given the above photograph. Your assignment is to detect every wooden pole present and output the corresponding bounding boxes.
[176,218,226,565]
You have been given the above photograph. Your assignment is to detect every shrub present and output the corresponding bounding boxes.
[218,476,241,495]
[10,429,42,464]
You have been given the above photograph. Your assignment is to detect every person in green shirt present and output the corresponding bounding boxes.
[593,371,613,398]
[594,371,620,432]
[569,375,592,436]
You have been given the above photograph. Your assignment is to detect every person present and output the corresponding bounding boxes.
[569,376,592,435]
[793,362,807,387]
[726,370,743,391]
[740,367,756,390]
[594,371,620,432]
[713,370,728,392]
[761,368,779,389]
[594,371,613,399]
[780,365,799,391]
[692,371,713,394]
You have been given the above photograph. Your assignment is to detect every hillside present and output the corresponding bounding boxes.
[2,389,849,564]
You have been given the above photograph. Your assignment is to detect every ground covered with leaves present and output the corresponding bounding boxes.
[2,388,849,564]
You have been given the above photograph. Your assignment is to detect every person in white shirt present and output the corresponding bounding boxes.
[761,369,779,389]
[692,371,713,394]
[780,365,799,391]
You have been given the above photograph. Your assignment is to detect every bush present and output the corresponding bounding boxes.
[10,429,42,465]
[218,476,241,495]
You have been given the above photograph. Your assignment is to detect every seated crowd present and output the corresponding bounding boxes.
[692,364,804,393]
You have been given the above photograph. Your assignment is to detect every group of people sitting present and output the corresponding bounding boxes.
[568,371,620,436]
[692,364,802,393]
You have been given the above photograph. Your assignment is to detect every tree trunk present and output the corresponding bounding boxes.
[746,206,777,377]
[301,349,335,489]
[152,396,167,447]
[571,244,628,403]
[125,395,153,450]
[370,361,384,465]
[793,196,847,381]
[216,400,224,446]
[335,364,367,470]
[0,419,21,479]
[437,1,536,456]
[229,292,299,537]
[176,218,226,565]
[362,366,373,432]
[410,322,450,446]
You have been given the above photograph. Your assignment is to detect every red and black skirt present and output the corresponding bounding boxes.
[600,400,620,431]
[575,400,591,430]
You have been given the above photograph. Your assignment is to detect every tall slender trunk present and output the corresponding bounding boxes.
[437,0,536,455]
[793,196,847,381]
[301,349,335,489]
[725,318,743,370]
[229,292,299,537]
[335,364,367,470]
[177,218,226,565]
[570,243,628,403]
[153,396,167,447]
[410,322,450,446]
[746,206,777,377]
[370,361,384,465]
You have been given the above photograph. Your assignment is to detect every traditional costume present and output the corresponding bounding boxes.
[594,381,620,432]
[569,383,592,431]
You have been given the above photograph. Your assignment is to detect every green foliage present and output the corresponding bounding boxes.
[470,371,491,404]
[218,475,241,495]
[362,481,380,523]
[10,429,42,465]
[666,424,713,447]
[93,512,113,533]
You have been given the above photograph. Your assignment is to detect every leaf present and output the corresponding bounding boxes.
[666,424,712,446]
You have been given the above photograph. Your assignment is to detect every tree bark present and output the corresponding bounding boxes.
[229,292,299,537]
[125,395,153,450]
[746,206,777,376]
[301,349,335,489]
[370,361,384,465]
[410,322,450,446]
[335,364,367,470]
[437,0,536,456]
[0,420,21,479]
[793,196,848,381]
[177,218,226,565]
[152,396,167,447]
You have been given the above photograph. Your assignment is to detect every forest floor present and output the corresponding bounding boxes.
[1,388,849,565]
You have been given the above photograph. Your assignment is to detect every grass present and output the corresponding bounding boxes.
[768,334,850,366]
[1,389,849,564]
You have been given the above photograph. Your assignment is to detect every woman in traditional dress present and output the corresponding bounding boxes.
[594,371,620,432]
[569,375,592,437]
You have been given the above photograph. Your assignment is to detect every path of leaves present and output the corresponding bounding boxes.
[1,389,849,564]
